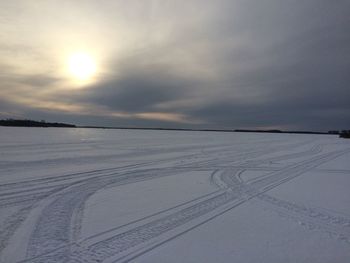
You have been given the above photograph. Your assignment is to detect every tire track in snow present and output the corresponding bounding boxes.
[0,159,186,208]
[24,168,190,258]
[182,140,317,168]
[243,144,323,166]
[0,142,240,208]
[9,143,284,262]
[1,142,249,261]
[19,147,350,263]
[315,168,350,174]
[0,139,320,260]
[220,169,350,243]
[0,205,33,253]
[257,194,350,243]
[219,155,350,244]
[0,138,313,206]
[18,140,300,257]
[1,143,226,170]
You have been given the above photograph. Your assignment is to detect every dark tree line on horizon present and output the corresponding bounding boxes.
[0,119,348,138]
[0,119,76,128]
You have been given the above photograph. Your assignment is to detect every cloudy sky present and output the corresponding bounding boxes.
[1,0,349,131]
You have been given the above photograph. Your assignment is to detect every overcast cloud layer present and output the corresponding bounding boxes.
[0,0,349,131]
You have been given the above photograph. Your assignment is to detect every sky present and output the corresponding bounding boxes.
[0,0,349,131]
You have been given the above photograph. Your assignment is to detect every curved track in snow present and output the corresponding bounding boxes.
[17,147,350,261]
[1,134,349,263]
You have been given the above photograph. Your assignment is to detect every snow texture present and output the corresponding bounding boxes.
[0,127,349,262]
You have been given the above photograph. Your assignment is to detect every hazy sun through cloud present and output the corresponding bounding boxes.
[68,52,97,84]
[0,0,349,130]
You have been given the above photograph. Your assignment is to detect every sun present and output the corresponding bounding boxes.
[68,52,96,82]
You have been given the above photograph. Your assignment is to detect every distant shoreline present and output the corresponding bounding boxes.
[78,126,331,135]
[0,119,76,128]
[0,119,336,135]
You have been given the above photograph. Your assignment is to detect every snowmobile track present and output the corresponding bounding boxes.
[18,146,350,263]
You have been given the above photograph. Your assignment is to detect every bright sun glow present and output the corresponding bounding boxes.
[68,52,96,82]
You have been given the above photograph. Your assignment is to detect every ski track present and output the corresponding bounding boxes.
[7,139,348,263]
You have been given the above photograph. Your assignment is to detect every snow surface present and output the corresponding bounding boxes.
[0,127,349,263]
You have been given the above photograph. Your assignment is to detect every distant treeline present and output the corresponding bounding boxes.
[339,130,350,139]
[0,119,76,128]
[234,129,328,135]
[0,119,347,136]
[80,126,332,135]
[235,129,350,137]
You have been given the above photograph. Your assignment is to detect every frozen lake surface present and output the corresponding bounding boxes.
[0,127,349,262]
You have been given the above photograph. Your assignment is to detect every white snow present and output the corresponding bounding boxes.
[0,127,349,263]
[81,171,215,239]
[140,198,350,263]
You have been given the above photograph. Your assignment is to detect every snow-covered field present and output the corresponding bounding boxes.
[0,127,349,263]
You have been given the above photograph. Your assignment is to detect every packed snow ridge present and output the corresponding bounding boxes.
[0,127,349,263]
